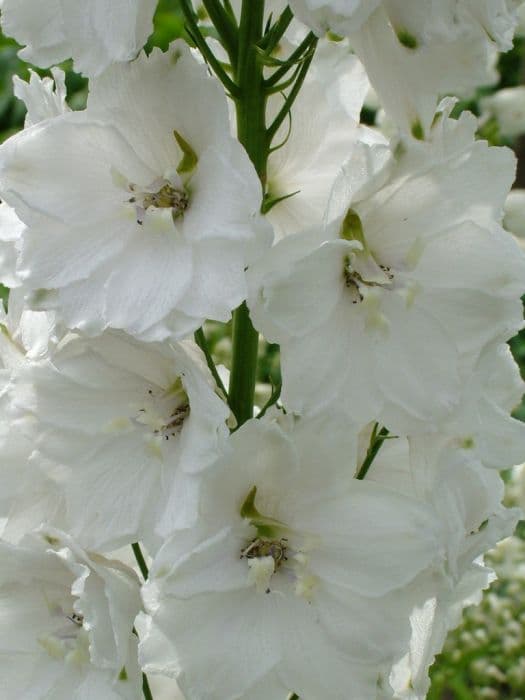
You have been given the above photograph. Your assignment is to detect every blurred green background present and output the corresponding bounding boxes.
[1,3,525,697]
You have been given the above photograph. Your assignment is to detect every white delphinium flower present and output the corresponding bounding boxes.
[10,330,229,550]
[289,0,511,136]
[368,435,519,698]
[504,188,525,240]
[368,435,519,563]
[189,27,367,242]
[0,68,71,290]
[386,574,492,700]
[289,0,382,36]
[265,43,369,239]
[385,0,521,52]
[0,288,57,368]
[443,344,525,470]
[482,86,525,139]
[139,413,447,700]
[0,527,143,699]
[13,67,70,127]
[0,288,65,543]
[0,42,271,341]
[148,675,185,700]
[290,0,520,47]
[0,0,158,77]
[249,106,525,433]
[0,202,24,288]
[350,6,499,138]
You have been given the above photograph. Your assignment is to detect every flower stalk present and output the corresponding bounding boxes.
[228,0,268,427]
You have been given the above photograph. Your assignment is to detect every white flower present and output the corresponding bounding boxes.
[0,202,24,288]
[0,43,271,341]
[139,414,445,700]
[291,0,521,48]
[266,44,369,239]
[148,675,185,700]
[504,186,525,257]
[350,5,499,138]
[13,67,70,127]
[249,107,525,433]
[443,343,525,470]
[10,331,229,550]
[290,1,513,136]
[386,572,492,700]
[482,86,525,138]
[504,188,525,240]
[0,527,142,699]
[289,0,382,36]
[0,287,58,368]
[390,0,520,52]
[369,435,518,572]
[0,0,158,77]
[0,289,65,543]
[0,68,71,290]
[368,434,519,698]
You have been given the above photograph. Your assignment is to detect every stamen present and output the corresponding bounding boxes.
[67,613,84,627]
[127,180,189,225]
[240,537,289,569]
[241,537,290,594]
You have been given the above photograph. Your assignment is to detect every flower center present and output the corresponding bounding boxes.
[240,537,289,595]
[239,486,319,600]
[343,257,395,304]
[38,602,90,666]
[241,537,289,568]
[340,209,395,304]
[137,378,190,441]
[128,178,189,226]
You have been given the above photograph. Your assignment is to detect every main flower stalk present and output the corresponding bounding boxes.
[229,0,268,427]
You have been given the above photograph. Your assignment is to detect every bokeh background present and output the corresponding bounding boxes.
[2,3,525,697]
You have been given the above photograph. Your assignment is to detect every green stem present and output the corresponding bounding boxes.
[229,303,260,426]
[202,0,238,61]
[194,327,229,403]
[142,672,154,700]
[356,425,390,480]
[132,542,149,580]
[267,40,317,142]
[228,0,268,427]
[256,383,281,419]
[263,31,317,88]
[235,0,268,179]
[132,625,154,699]
[180,0,240,97]
[258,6,293,52]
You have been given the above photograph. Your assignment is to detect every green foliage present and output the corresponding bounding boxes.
[146,0,186,51]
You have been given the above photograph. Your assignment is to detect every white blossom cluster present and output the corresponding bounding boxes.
[0,1,524,699]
